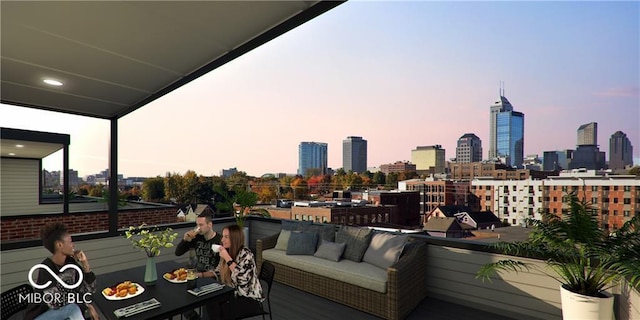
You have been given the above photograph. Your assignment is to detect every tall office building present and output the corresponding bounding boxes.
[456,133,482,163]
[298,142,328,176]
[411,145,446,174]
[609,131,633,170]
[543,150,573,171]
[577,122,597,146]
[489,94,513,159]
[570,123,605,170]
[488,92,525,168]
[343,136,367,173]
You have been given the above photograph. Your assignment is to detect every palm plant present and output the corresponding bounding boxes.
[477,193,639,297]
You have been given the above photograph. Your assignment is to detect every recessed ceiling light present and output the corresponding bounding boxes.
[16,144,24,148]
[43,79,63,86]
[8,153,16,156]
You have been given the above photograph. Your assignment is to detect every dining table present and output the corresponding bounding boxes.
[92,260,234,320]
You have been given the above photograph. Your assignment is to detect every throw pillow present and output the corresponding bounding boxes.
[362,232,409,269]
[302,224,336,248]
[275,229,292,251]
[281,219,312,232]
[335,226,373,262]
[314,239,346,262]
[286,232,318,255]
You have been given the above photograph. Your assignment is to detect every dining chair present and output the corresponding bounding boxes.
[1,284,33,319]
[235,260,275,320]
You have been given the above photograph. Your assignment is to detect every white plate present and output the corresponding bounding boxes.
[102,283,145,300]
[163,273,187,284]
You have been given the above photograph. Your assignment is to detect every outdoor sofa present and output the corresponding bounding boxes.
[256,221,427,320]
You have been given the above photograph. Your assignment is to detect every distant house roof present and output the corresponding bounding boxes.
[424,217,473,232]
[432,205,471,217]
[194,204,214,215]
[465,211,501,224]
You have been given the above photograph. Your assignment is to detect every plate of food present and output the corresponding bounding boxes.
[102,281,144,300]
[163,268,188,283]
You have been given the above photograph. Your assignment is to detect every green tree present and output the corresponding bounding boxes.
[180,170,199,204]
[88,184,104,197]
[372,171,386,185]
[227,171,250,191]
[164,172,182,203]
[142,177,165,202]
[385,172,399,188]
[629,166,640,176]
[195,175,214,203]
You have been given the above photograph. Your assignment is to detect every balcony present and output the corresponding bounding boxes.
[2,217,639,320]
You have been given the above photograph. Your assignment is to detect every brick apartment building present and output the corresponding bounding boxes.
[448,161,556,181]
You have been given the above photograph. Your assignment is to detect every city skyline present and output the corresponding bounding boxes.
[1,1,638,177]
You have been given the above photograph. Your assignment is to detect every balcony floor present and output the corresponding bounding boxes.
[93,281,516,320]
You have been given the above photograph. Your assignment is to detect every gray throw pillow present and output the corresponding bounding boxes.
[302,224,336,248]
[335,226,373,262]
[362,232,409,269]
[281,219,312,232]
[286,232,318,255]
[275,229,291,251]
[314,239,346,262]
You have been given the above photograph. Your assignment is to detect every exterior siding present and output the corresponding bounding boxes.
[1,158,41,216]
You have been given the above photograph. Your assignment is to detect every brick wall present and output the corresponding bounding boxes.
[1,207,178,242]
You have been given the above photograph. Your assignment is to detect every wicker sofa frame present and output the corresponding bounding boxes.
[256,233,427,320]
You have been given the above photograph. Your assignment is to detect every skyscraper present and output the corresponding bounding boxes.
[488,91,524,168]
[489,94,513,159]
[456,133,482,163]
[298,142,328,176]
[609,131,633,170]
[569,122,605,170]
[343,136,367,173]
[577,122,597,146]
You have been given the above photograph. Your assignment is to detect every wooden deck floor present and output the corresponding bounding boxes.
[93,281,517,320]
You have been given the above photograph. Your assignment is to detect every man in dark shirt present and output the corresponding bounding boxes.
[175,213,222,279]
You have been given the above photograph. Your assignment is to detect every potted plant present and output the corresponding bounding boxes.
[476,193,639,320]
[125,224,178,285]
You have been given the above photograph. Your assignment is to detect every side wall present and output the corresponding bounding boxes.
[0,158,45,215]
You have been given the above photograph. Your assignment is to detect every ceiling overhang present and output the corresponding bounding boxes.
[1,127,69,159]
[1,1,344,120]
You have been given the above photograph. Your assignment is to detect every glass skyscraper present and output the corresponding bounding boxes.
[489,91,525,168]
[298,142,328,176]
[343,136,367,173]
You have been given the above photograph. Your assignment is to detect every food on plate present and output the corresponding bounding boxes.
[104,281,138,298]
[164,268,188,281]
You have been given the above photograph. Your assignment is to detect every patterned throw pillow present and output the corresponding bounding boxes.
[362,232,408,269]
[335,226,373,262]
[314,239,346,262]
[286,232,318,255]
[302,224,336,249]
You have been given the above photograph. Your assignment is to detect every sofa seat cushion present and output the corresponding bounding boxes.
[263,248,388,293]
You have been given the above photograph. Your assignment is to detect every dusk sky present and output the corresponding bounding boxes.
[1,1,638,178]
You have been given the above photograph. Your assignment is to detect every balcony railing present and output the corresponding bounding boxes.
[2,216,638,320]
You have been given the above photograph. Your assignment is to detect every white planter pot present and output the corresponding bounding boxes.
[560,285,614,320]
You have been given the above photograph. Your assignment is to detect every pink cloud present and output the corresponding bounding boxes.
[592,86,640,97]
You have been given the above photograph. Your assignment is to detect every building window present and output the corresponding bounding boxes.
[512,219,516,225]
[512,186,517,191]
[512,207,516,212]
[486,206,491,211]
[562,186,568,192]
[592,197,597,204]
[322,216,328,223]
[295,214,300,220]
[302,215,307,221]
[624,186,631,192]
[613,198,619,204]
[624,198,631,204]
[553,197,557,202]
[592,186,598,191]
[485,196,491,201]
[613,210,618,216]
[512,196,517,202]
[553,208,557,213]
[623,211,630,217]
[613,186,619,191]
[316,216,320,222]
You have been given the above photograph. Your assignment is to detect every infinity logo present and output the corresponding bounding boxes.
[28,264,84,290]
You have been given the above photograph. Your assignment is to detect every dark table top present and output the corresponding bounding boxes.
[92,260,233,320]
